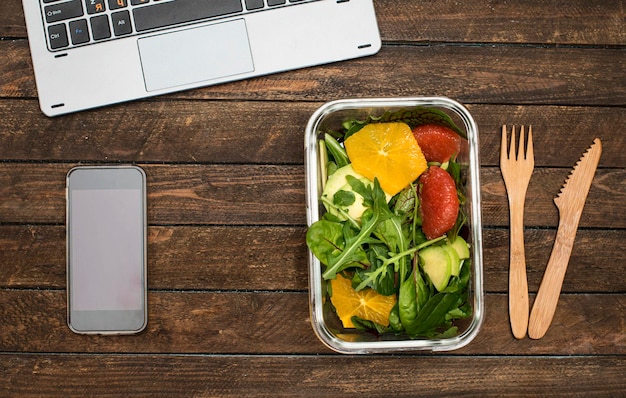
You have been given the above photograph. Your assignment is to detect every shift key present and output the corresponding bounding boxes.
[45,0,84,23]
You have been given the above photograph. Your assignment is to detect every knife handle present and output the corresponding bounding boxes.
[528,217,577,339]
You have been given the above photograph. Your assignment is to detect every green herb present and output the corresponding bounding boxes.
[333,190,356,207]
[340,106,466,140]
[312,178,392,280]
[324,133,350,168]
[307,107,473,339]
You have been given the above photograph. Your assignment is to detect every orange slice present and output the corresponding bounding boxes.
[344,122,427,195]
[330,274,397,328]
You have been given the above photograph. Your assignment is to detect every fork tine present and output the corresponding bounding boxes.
[526,126,534,161]
[518,126,525,160]
[508,125,517,160]
[501,125,508,162]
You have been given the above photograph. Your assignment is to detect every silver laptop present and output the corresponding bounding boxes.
[22,0,381,117]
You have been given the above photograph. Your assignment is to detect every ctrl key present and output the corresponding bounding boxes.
[48,23,69,49]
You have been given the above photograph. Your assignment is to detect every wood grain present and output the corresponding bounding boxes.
[1,0,624,395]
[1,226,624,293]
[3,42,626,106]
[1,290,624,355]
[0,101,624,168]
[0,164,624,228]
[3,0,626,45]
[0,225,626,293]
[2,354,624,397]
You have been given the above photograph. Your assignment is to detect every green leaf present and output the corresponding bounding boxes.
[324,133,350,168]
[305,219,344,266]
[374,215,411,283]
[393,186,417,216]
[406,292,463,337]
[337,107,466,140]
[320,179,393,280]
[388,302,403,332]
[414,260,430,312]
[333,190,356,207]
[351,316,395,335]
[354,244,396,295]
[306,219,368,274]
[398,273,418,332]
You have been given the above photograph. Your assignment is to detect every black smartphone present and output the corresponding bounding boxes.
[66,165,148,334]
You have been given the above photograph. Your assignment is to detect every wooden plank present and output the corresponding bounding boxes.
[4,0,626,45]
[375,0,626,46]
[1,225,624,294]
[2,354,625,397]
[0,99,315,165]
[0,101,624,168]
[0,290,624,355]
[480,167,626,229]
[0,225,309,291]
[2,42,625,106]
[0,164,624,228]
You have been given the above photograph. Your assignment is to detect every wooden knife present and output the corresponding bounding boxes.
[528,138,602,339]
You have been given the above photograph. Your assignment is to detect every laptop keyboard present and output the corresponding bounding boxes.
[41,0,310,51]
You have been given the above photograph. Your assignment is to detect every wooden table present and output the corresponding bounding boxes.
[1,0,625,396]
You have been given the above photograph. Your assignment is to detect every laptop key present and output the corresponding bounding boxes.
[245,0,265,10]
[85,0,106,14]
[48,23,69,49]
[44,0,84,23]
[267,0,286,5]
[112,10,133,36]
[133,0,243,32]
[108,0,128,9]
[69,19,90,44]
[91,15,111,40]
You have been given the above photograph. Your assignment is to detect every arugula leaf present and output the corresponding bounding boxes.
[320,178,393,280]
[339,107,466,140]
[353,244,396,295]
[374,216,411,283]
[308,109,474,339]
[324,133,350,168]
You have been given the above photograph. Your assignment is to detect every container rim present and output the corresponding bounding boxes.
[305,96,484,354]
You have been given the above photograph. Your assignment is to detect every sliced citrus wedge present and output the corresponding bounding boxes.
[344,122,427,195]
[330,274,397,328]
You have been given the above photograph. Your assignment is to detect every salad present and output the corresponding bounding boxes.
[306,107,473,338]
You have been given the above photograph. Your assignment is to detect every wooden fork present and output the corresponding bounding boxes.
[500,125,534,339]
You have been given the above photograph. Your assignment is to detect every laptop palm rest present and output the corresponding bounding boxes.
[138,19,254,92]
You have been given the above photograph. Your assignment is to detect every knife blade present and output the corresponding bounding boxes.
[528,138,602,339]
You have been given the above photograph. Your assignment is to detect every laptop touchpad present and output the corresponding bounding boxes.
[138,19,254,92]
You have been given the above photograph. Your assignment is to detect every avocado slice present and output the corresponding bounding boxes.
[322,164,363,200]
[442,244,461,277]
[321,164,391,220]
[449,236,470,259]
[419,246,452,292]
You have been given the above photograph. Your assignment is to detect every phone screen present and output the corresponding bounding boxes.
[67,166,147,334]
